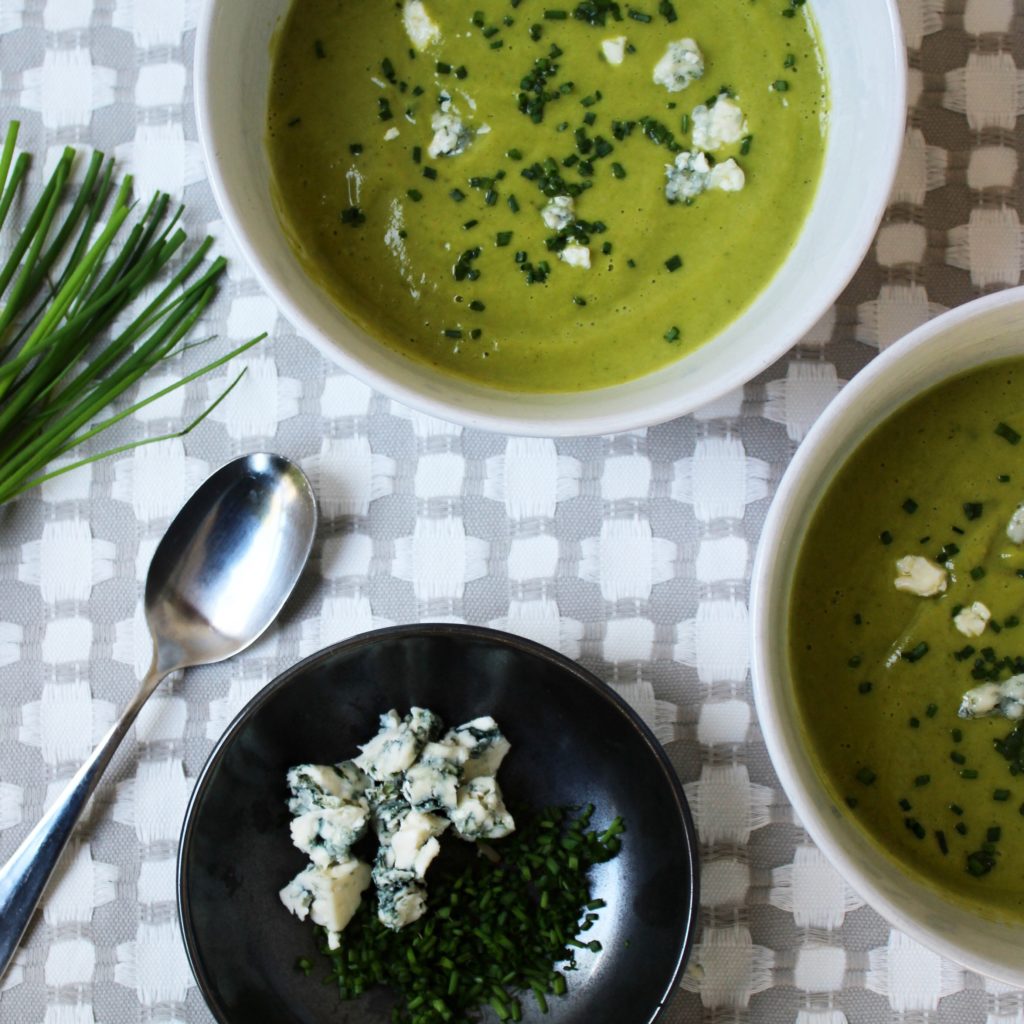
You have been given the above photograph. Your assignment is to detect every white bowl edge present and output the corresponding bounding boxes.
[194,0,906,436]
[751,285,1024,987]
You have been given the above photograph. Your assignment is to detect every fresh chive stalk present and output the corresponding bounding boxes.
[0,122,261,504]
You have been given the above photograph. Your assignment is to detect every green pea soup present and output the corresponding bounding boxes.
[789,358,1024,922]
[266,0,827,392]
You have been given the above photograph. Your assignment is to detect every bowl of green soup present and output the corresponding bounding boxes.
[752,285,1024,986]
[195,0,904,434]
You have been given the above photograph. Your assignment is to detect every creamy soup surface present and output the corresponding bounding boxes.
[266,0,826,391]
[791,358,1024,922]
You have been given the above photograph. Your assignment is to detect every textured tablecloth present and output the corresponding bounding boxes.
[0,0,1022,1021]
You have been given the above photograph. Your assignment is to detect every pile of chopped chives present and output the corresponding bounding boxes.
[310,804,624,1023]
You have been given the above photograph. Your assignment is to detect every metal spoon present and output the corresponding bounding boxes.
[0,452,317,976]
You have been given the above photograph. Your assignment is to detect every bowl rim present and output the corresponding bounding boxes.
[192,0,907,437]
[176,622,701,1023]
[750,285,1024,983]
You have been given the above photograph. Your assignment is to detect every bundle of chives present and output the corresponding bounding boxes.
[0,121,263,505]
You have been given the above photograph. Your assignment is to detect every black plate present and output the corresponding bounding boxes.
[177,624,699,1024]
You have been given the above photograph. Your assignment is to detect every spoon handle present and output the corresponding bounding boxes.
[0,663,166,978]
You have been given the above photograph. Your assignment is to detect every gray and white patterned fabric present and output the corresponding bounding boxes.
[0,0,1021,1021]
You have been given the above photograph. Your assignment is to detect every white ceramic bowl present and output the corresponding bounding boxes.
[195,0,905,436]
[751,285,1024,987]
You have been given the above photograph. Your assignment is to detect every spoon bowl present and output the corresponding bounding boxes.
[0,452,317,980]
[146,452,317,671]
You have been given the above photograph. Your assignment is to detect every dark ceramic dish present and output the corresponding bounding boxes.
[177,624,699,1024]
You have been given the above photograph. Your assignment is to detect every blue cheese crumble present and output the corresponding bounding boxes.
[691,95,748,151]
[665,151,745,202]
[290,804,369,868]
[428,94,475,159]
[280,706,514,937]
[286,760,369,814]
[445,716,511,781]
[279,859,372,950]
[652,39,704,93]
[402,0,440,50]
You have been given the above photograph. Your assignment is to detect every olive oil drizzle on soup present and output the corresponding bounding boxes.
[266,0,826,392]
[790,359,1024,922]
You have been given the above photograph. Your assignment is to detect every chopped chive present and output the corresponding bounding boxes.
[572,295,587,306]
[994,789,1011,802]
[936,830,948,855]
[858,681,873,694]
[879,530,893,545]
[378,97,394,121]
[611,162,626,179]
[663,326,680,342]
[544,8,568,17]
[422,166,438,180]
[963,501,983,520]
[349,142,364,155]
[914,774,931,787]
[970,566,986,581]
[772,79,789,91]
[406,189,423,201]
[628,8,652,21]
[664,254,682,272]
[902,498,918,514]
[906,818,926,840]
[902,641,929,663]
[469,300,486,311]
[443,328,463,338]
[960,768,979,779]
[340,206,366,226]
[314,39,326,58]
[996,422,1021,444]
[949,803,964,815]
[856,766,876,786]
[496,231,513,246]
[898,798,911,811]
[507,194,520,213]
[450,188,466,202]
[463,219,479,230]
[412,145,422,164]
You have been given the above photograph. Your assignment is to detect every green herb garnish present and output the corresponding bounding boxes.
[0,123,260,503]
[316,805,623,1022]
[996,422,1021,445]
